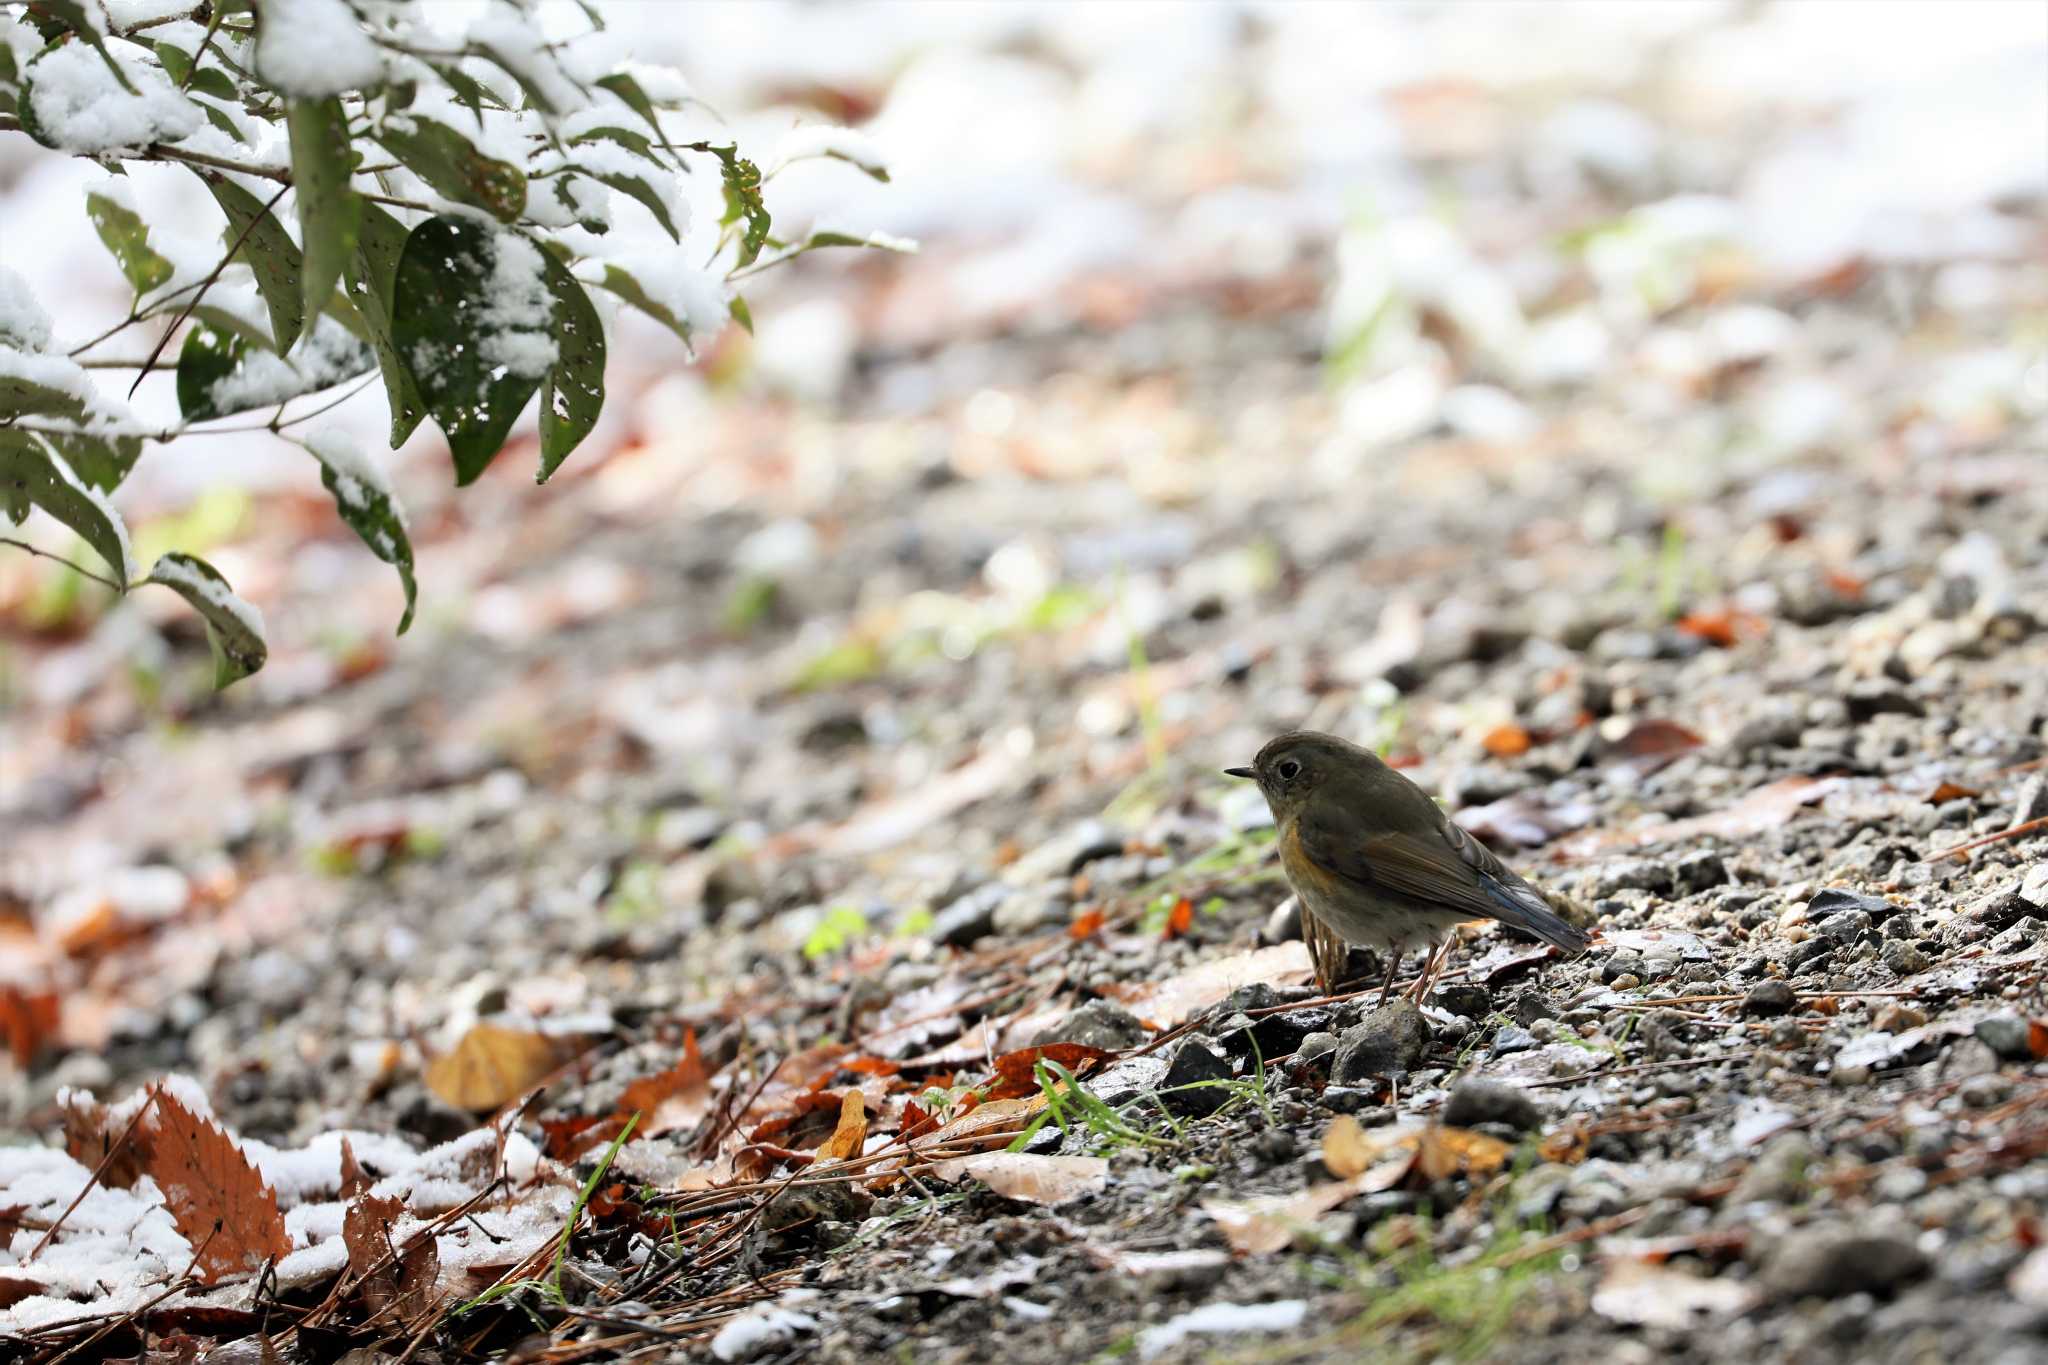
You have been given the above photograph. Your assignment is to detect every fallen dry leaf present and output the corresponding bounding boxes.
[816,1090,867,1162]
[343,1191,401,1279]
[986,1043,1115,1100]
[616,1030,711,1137]
[1592,1259,1759,1327]
[1924,781,1981,803]
[1610,718,1704,771]
[1101,942,1312,1029]
[60,1091,146,1190]
[0,985,59,1067]
[1481,723,1533,757]
[1675,609,1766,649]
[1320,1119,1510,1187]
[140,1089,291,1285]
[1202,1182,1362,1255]
[1069,908,1106,939]
[1162,896,1194,940]
[929,1152,1106,1206]
[911,1095,1048,1155]
[424,1024,572,1112]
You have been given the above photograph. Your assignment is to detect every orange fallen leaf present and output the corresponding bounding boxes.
[1614,719,1704,761]
[1539,1122,1590,1165]
[2029,1019,2048,1061]
[1069,908,1106,940]
[1823,569,1865,601]
[816,1090,867,1162]
[911,1095,1047,1155]
[1482,724,1533,758]
[0,986,59,1069]
[1202,1182,1362,1255]
[1924,781,1981,804]
[141,1089,291,1285]
[424,1024,572,1112]
[987,1043,1115,1100]
[616,1030,710,1137]
[1676,609,1766,649]
[1162,897,1194,940]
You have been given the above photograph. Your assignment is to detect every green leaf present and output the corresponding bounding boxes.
[344,202,427,447]
[430,62,494,126]
[304,433,415,634]
[0,364,144,492]
[789,228,918,257]
[709,145,770,268]
[196,99,247,144]
[175,319,374,422]
[586,168,679,241]
[593,72,671,158]
[146,550,266,686]
[375,116,526,222]
[286,96,360,335]
[729,294,753,335]
[86,190,175,297]
[536,253,604,483]
[152,38,190,83]
[202,174,304,352]
[392,215,548,485]
[0,39,19,117]
[187,302,276,349]
[0,430,133,584]
[590,262,696,347]
[568,121,655,159]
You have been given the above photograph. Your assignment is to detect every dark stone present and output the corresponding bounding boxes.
[1440,1078,1542,1133]
[1159,1041,1234,1117]
[1742,980,1798,1016]
[1807,888,1898,921]
[1672,850,1729,895]
[1330,1002,1430,1082]
[1974,1014,2034,1062]
[1814,910,1873,945]
[1512,991,1560,1026]
[1216,983,1282,1016]
[1031,1000,1149,1052]
[1601,954,1646,984]
[1490,1027,1539,1058]
[1845,679,1925,723]
[1763,1224,1928,1299]
[1786,939,1834,972]
[1881,941,1931,976]
[1966,887,2031,931]
[929,883,1006,947]
[1431,983,1490,1018]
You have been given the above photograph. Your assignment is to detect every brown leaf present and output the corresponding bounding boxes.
[1924,781,1981,804]
[0,985,59,1069]
[1412,1125,1511,1182]
[0,1275,44,1310]
[815,1090,867,1162]
[1069,908,1105,939]
[2029,1019,2048,1061]
[338,1135,369,1202]
[986,1043,1115,1100]
[929,1152,1106,1206]
[343,1191,402,1279]
[899,1098,939,1142]
[140,1089,291,1285]
[1676,609,1766,648]
[541,1114,617,1163]
[910,1095,1048,1155]
[60,1091,146,1189]
[1320,1116,1382,1180]
[615,1029,711,1137]
[1100,942,1313,1029]
[1539,1123,1590,1165]
[1202,1182,1361,1255]
[424,1024,571,1112]
[1481,723,1533,758]
[1613,719,1704,761]
[394,1232,441,1326]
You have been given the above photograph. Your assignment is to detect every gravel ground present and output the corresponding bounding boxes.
[5,6,2048,1362]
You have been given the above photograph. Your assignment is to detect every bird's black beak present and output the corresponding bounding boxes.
[1223,766,1255,779]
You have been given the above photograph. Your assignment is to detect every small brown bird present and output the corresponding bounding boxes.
[1226,730,1589,1003]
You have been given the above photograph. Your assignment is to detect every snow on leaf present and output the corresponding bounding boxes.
[137,1088,292,1285]
[303,425,416,634]
[252,0,384,98]
[23,37,198,153]
[373,115,526,222]
[203,174,305,354]
[0,429,134,584]
[536,250,603,483]
[344,202,427,447]
[146,551,266,686]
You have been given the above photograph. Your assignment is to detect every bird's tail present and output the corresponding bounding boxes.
[1478,873,1592,954]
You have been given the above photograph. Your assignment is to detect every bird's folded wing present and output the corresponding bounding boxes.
[1298,808,1587,950]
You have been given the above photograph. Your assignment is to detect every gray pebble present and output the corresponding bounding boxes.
[1330,1001,1430,1082]
[1440,1078,1542,1133]
[1762,1223,1928,1299]
[1743,980,1798,1016]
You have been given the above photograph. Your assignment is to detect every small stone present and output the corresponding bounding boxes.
[2013,775,2048,829]
[1845,678,1925,722]
[930,884,1006,947]
[991,889,1069,936]
[1321,1087,1389,1116]
[1031,1000,1148,1052]
[1601,954,1645,984]
[1431,983,1490,1018]
[1873,1004,1926,1033]
[1217,983,1282,1016]
[1724,1133,1811,1210]
[1785,939,1833,973]
[2020,865,2048,911]
[1330,1002,1430,1083]
[1806,887,1899,921]
[1261,896,1302,945]
[1512,991,1560,1026]
[1881,941,1931,976]
[1742,981,1798,1016]
[1762,1223,1928,1299]
[1440,1079,1541,1133]
[1608,973,1642,990]
[1941,1037,2001,1081]
[1297,1031,1339,1061]
[1673,850,1729,895]
[1159,1041,1234,1118]
[1814,910,1873,945]
[1489,1026,1539,1058]
[1973,1014,2035,1062]
[1958,1073,2012,1108]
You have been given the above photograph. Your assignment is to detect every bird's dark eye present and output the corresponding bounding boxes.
[1276,758,1301,782]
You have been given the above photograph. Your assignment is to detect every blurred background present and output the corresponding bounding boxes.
[2,0,2044,1100]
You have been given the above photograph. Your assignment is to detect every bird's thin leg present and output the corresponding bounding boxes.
[1411,936,1452,1003]
[1377,950,1402,1008]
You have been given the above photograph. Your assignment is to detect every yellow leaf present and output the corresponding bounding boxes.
[424,1024,568,1112]
[816,1089,867,1162]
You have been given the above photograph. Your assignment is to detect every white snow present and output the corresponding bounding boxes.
[469,3,581,118]
[594,251,727,341]
[26,40,201,154]
[0,266,53,352]
[303,424,402,528]
[711,1296,820,1362]
[1136,1301,1309,1359]
[478,231,558,378]
[147,553,265,641]
[773,124,888,178]
[253,0,384,98]
[202,316,370,416]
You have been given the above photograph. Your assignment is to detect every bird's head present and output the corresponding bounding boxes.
[1224,729,1381,824]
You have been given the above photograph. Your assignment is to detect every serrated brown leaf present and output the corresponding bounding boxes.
[339,1135,370,1201]
[424,1024,572,1112]
[394,1232,440,1326]
[815,1089,866,1162]
[140,1090,291,1285]
[0,1275,44,1310]
[60,1091,146,1190]
[343,1191,402,1278]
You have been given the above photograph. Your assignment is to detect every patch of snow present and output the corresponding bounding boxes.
[711,1295,820,1362]
[202,316,370,417]
[254,0,383,98]
[585,250,727,342]
[0,267,54,352]
[478,231,558,378]
[773,124,888,178]
[303,424,400,523]
[469,3,581,119]
[26,39,201,153]
[1137,1301,1308,1359]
